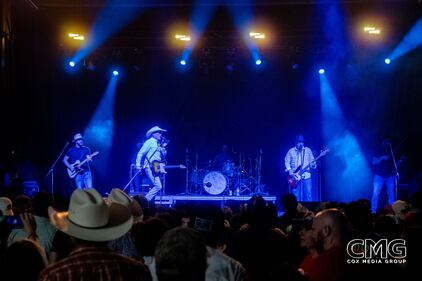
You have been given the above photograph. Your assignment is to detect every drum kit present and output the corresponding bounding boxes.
[187,154,256,196]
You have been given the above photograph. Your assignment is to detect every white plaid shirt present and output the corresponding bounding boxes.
[284,147,315,180]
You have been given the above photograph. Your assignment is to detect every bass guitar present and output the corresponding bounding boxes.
[287,148,329,189]
[151,160,186,176]
[67,151,99,179]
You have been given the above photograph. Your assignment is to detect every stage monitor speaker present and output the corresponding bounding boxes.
[23,181,39,197]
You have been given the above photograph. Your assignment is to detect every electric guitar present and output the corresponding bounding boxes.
[67,151,99,179]
[287,148,329,189]
[151,160,186,176]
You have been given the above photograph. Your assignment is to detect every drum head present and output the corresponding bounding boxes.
[203,171,227,195]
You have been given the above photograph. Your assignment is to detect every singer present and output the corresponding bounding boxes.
[63,133,93,189]
[136,126,168,201]
[371,137,398,213]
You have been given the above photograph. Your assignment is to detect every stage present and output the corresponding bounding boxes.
[128,192,277,207]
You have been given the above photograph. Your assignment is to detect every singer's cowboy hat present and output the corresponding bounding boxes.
[48,188,133,242]
[73,133,84,142]
[145,126,167,138]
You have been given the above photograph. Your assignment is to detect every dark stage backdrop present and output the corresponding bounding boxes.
[1,2,422,201]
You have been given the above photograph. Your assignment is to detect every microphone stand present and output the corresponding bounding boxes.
[44,141,70,195]
[389,143,400,200]
[123,168,142,192]
[184,148,190,194]
[255,148,264,195]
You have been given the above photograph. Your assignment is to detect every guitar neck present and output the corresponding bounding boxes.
[76,152,98,167]
[299,154,323,173]
[78,156,94,167]
[78,158,90,167]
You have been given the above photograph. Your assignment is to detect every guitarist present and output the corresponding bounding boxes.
[284,135,316,201]
[135,126,167,201]
[370,137,398,213]
[63,133,93,189]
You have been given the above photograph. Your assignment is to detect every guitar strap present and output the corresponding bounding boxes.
[145,141,165,169]
[146,148,158,166]
[297,148,305,171]
[86,147,92,172]
[76,146,92,172]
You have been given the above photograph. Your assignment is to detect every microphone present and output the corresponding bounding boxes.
[161,137,170,145]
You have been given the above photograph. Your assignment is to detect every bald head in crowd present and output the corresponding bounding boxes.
[312,209,348,254]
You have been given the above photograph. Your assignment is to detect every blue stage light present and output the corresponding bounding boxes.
[255,59,262,65]
[319,68,325,74]
[180,60,187,66]
[69,61,76,67]
[112,70,119,76]
[384,58,391,64]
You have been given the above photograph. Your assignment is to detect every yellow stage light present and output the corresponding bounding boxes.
[363,26,381,35]
[68,33,85,41]
[249,32,266,40]
[175,34,191,41]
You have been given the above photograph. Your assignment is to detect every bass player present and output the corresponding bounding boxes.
[284,134,316,201]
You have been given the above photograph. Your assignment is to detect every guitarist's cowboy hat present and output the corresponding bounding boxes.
[145,126,167,138]
[73,133,84,142]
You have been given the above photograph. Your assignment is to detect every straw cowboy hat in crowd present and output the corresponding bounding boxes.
[48,188,133,242]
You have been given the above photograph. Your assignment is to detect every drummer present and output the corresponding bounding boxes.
[213,144,235,175]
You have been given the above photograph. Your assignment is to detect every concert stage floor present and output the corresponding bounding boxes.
[128,193,277,207]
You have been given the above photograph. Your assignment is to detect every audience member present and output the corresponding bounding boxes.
[2,239,47,281]
[191,204,249,281]
[155,226,207,281]
[133,218,169,281]
[38,188,151,281]
[108,189,142,259]
[0,197,14,255]
[297,217,318,275]
[8,192,56,253]
[307,209,348,281]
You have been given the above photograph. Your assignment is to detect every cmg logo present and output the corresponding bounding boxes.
[346,239,406,263]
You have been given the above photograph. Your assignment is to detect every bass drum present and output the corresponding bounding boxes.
[203,171,227,195]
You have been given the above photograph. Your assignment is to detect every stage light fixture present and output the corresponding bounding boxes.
[180,59,187,66]
[69,61,76,67]
[363,26,381,35]
[255,59,262,65]
[319,68,325,74]
[175,34,191,41]
[249,32,266,40]
[384,58,391,64]
[68,33,85,41]
[112,70,119,76]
